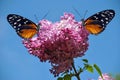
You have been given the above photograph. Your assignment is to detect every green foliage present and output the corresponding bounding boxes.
[63,74,71,80]
[85,64,94,73]
[57,77,63,80]
[115,74,120,80]
[93,64,103,79]
[82,59,103,79]
[57,74,71,80]
[82,59,88,63]
[82,59,94,73]
[57,59,103,80]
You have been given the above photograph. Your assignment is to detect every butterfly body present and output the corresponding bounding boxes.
[83,9,115,35]
[7,14,39,39]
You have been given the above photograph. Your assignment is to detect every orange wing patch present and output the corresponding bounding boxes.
[18,24,37,39]
[84,19,104,35]
[18,29,37,39]
[7,14,39,39]
[82,9,115,35]
[85,24,103,35]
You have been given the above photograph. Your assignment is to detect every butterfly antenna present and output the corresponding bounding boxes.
[34,11,50,31]
[72,6,82,18]
[34,14,39,22]
[34,11,49,22]
[41,11,50,20]
[83,10,88,20]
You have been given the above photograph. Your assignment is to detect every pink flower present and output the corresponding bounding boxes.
[98,73,115,80]
[23,13,89,76]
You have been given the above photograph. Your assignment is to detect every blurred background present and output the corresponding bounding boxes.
[0,0,120,80]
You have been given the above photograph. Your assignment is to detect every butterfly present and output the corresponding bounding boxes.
[7,14,40,39]
[83,9,115,35]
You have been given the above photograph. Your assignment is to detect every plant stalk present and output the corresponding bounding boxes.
[72,62,81,80]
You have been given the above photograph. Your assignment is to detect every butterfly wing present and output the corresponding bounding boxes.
[7,14,38,39]
[84,9,115,35]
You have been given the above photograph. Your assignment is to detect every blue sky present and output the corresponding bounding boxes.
[0,0,120,80]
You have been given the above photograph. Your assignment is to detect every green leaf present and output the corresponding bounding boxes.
[57,77,63,80]
[115,74,120,80]
[63,74,71,80]
[82,59,88,63]
[79,68,83,72]
[93,64,103,79]
[86,65,94,73]
[61,71,69,76]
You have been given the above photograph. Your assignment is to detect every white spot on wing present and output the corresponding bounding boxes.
[14,15,18,18]
[18,24,21,26]
[105,18,108,20]
[14,22,17,25]
[110,12,114,15]
[9,17,13,19]
[14,26,16,28]
[102,23,104,26]
[8,19,11,21]
[17,31,20,33]
[101,14,105,17]
[24,20,28,24]
[101,19,104,22]
[106,21,108,24]
[17,28,20,30]
[17,19,21,21]
[96,12,99,15]
[93,16,98,19]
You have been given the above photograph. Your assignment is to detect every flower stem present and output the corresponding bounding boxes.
[72,62,81,80]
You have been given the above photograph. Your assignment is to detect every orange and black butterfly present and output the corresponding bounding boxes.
[83,9,115,35]
[7,14,40,39]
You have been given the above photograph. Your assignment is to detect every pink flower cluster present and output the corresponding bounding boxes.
[23,13,89,76]
[88,73,115,80]
[98,73,115,80]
